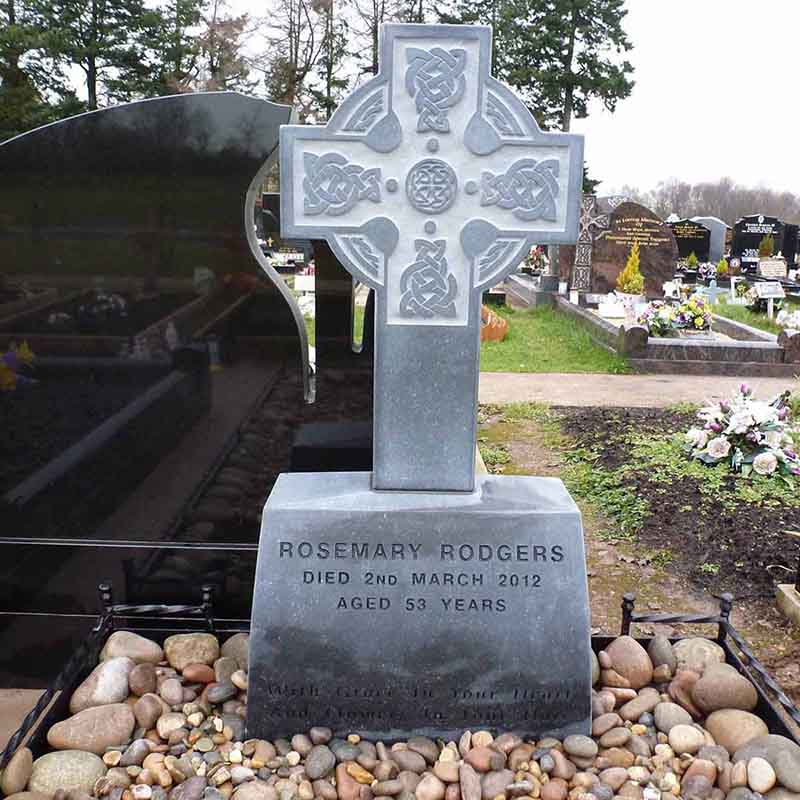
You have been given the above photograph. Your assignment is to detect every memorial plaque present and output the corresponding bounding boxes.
[247,22,591,742]
[248,472,590,740]
[758,258,788,279]
[755,281,785,299]
[668,218,711,262]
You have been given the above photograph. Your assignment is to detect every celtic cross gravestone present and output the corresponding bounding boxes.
[280,23,583,491]
[247,23,591,742]
[571,195,610,292]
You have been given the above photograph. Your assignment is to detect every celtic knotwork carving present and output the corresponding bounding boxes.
[399,239,457,319]
[486,92,523,136]
[405,47,466,133]
[303,152,381,216]
[477,239,520,282]
[343,89,383,132]
[405,158,458,214]
[571,194,610,291]
[480,158,559,222]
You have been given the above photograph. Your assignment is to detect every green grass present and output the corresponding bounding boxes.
[714,300,782,335]
[479,306,630,374]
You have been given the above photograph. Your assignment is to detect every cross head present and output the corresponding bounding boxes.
[280,23,583,491]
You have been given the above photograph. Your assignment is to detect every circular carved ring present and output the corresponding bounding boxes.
[405,158,458,215]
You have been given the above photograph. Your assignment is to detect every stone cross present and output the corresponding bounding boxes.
[571,194,609,291]
[280,23,583,491]
[700,279,725,305]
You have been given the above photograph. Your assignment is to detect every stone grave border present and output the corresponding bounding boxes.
[2,348,210,540]
[2,582,798,771]
[530,293,800,377]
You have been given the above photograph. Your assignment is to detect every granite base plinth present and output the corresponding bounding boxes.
[246,472,592,741]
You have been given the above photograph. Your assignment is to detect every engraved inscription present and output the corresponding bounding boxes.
[405,158,458,215]
[405,46,467,133]
[480,158,560,222]
[303,152,381,216]
[399,239,457,319]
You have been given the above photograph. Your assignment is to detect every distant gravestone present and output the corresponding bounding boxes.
[247,22,591,742]
[732,214,784,267]
[590,200,679,296]
[668,219,711,262]
[692,216,729,264]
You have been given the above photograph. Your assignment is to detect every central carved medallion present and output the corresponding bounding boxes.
[405,158,458,215]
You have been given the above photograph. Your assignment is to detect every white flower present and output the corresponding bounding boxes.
[726,412,753,434]
[749,401,776,425]
[764,430,783,449]
[685,428,708,449]
[753,451,778,475]
[707,437,732,459]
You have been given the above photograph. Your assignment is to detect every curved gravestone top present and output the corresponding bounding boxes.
[0,92,290,284]
[668,218,711,262]
[592,200,679,296]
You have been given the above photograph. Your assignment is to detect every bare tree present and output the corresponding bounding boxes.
[616,177,800,226]
[349,0,402,75]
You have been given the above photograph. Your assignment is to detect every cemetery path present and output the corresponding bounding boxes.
[479,371,795,407]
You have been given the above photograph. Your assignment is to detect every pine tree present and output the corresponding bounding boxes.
[441,0,634,132]
[616,241,644,295]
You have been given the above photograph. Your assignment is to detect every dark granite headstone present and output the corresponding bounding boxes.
[732,214,785,266]
[668,219,711,262]
[591,201,679,296]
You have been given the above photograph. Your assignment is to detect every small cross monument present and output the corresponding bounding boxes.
[280,23,583,491]
[247,23,591,742]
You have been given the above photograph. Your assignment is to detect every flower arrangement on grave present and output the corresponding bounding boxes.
[776,308,800,330]
[683,385,800,479]
[735,281,750,298]
[716,258,729,276]
[759,233,776,258]
[0,341,35,391]
[673,293,712,331]
[697,262,716,282]
[615,241,644,295]
[637,300,676,337]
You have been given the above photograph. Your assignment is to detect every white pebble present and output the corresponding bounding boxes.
[747,757,776,793]
[286,751,301,766]
[133,787,152,800]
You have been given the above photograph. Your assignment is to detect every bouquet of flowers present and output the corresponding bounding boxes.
[735,281,750,298]
[637,301,675,337]
[698,262,717,281]
[683,385,800,479]
[673,294,712,331]
[776,308,800,330]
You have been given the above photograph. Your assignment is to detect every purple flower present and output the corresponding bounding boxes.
[740,383,750,395]
[719,401,729,412]
[779,407,789,419]
[710,423,722,432]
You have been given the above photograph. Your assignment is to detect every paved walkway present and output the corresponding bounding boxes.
[478,372,797,407]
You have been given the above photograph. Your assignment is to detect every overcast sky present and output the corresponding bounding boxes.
[231,0,799,196]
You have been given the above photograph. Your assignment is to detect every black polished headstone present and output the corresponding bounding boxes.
[246,472,591,741]
[668,219,711,262]
[732,214,785,266]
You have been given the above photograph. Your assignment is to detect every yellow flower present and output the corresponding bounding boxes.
[695,317,704,328]
[0,363,16,391]
[14,340,34,365]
